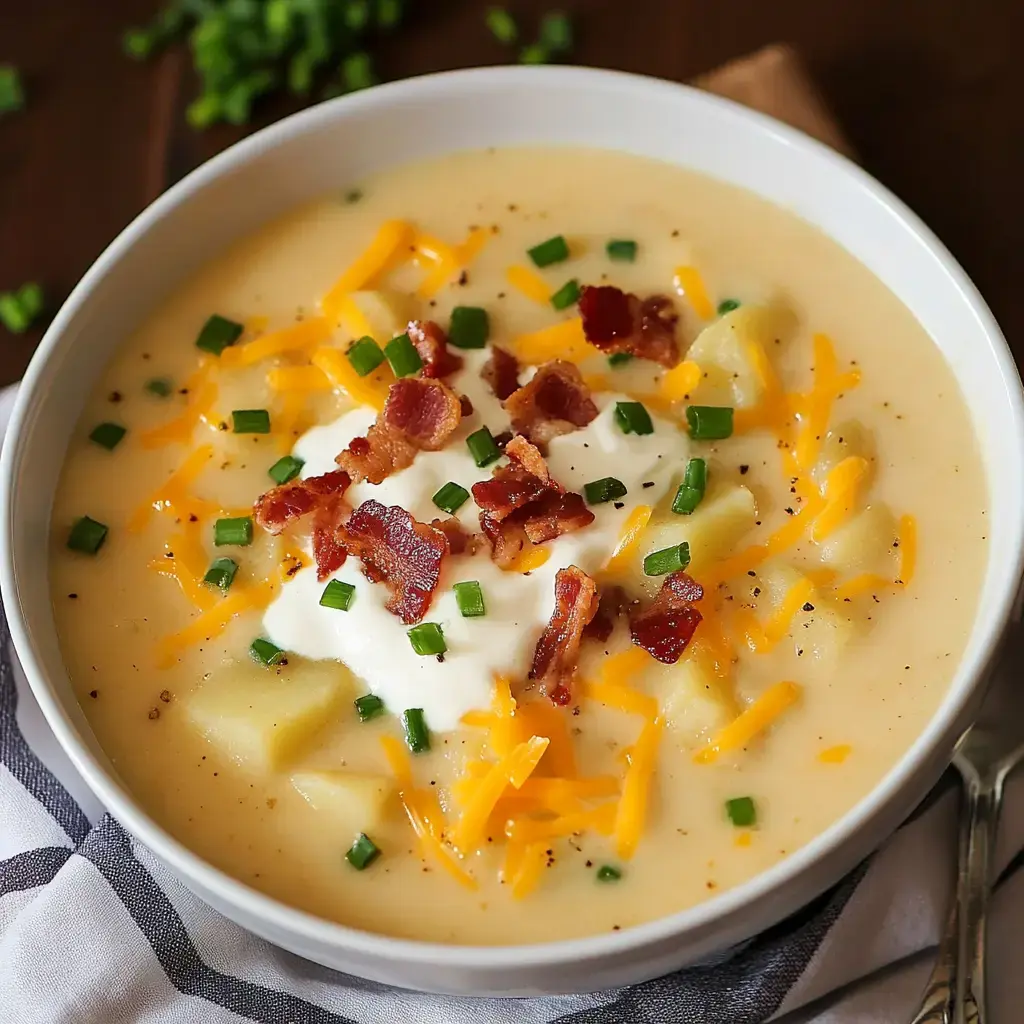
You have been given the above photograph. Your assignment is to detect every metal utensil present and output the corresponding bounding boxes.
[909,662,1024,1024]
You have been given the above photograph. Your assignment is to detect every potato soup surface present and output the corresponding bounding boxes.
[50,147,987,945]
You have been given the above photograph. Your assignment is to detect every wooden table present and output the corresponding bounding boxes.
[1,0,1021,385]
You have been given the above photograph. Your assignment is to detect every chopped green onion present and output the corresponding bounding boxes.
[550,279,580,311]
[643,542,691,577]
[250,637,285,666]
[0,283,44,334]
[539,11,573,52]
[345,832,381,870]
[614,401,654,436]
[195,314,244,356]
[17,282,43,319]
[466,427,501,468]
[0,65,25,115]
[584,477,627,505]
[527,235,570,268]
[606,239,638,262]
[354,694,386,722]
[608,352,634,368]
[519,43,549,65]
[232,409,271,434]
[686,405,734,441]
[454,580,486,618]
[432,481,470,515]
[402,707,431,752]
[214,516,253,547]
[268,455,304,485]
[596,864,622,882]
[347,336,386,377]
[203,557,238,592]
[342,51,376,93]
[408,622,446,657]
[89,422,127,451]
[448,306,489,349]
[145,377,173,398]
[485,7,518,44]
[717,298,741,315]
[384,333,423,378]
[344,0,371,31]
[320,579,355,611]
[376,0,403,30]
[726,796,757,827]
[672,458,707,515]
[67,516,108,555]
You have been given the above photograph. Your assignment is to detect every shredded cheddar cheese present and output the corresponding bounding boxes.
[748,576,815,654]
[896,514,917,587]
[129,445,215,533]
[506,803,616,846]
[513,318,590,365]
[614,716,664,858]
[506,265,552,305]
[604,505,652,573]
[506,840,549,899]
[792,334,862,472]
[658,359,702,404]
[505,545,551,573]
[818,744,852,764]
[834,572,891,602]
[311,346,392,410]
[220,317,332,369]
[266,366,331,392]
[812,456,869,542]
[694,681,801,764]
[321,220,414,319]
[412,233,461,298]
[140,367,217,450]
[673,266,714,321]
[149,528,217,611]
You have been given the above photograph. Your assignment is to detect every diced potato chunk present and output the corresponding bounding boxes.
[291,771,395,835]
[797,601,855,665]
[184,659,350,772]
[686,305,796,408]
[812,420,876,488]
[349,289,415,342]
[818,503,898,575]
[654,657,732,746]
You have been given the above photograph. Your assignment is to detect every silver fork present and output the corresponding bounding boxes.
[909,664,1024,1024]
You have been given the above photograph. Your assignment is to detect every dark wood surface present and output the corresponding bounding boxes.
[1,0,1021,385]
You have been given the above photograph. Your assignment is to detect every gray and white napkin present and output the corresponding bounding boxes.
[2,381,1024,1023]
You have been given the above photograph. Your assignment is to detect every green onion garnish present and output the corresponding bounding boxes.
[643,542,691,577]
[550,279,580,311]
[672,458,707,516]
[0,65,25,115]
[485,6,518,43]
[607,352,634,368]
[232,409,271,434]
[384,333,423,378]
[347,336,386,377]
[402,707,431,752]
[596,864,622,882]
[614,401,654,436]
[342,51,376,93]
[345,832,381,870]
[717,298,741,315]
[214,516,253,547]
[686,405,734,441]
[376,0,402,29]
[145,377,173,398]
[195,314,244,355]
[584,477,627,505]
[0,283,43,334]
[89,423,127,451]
[354,694,386,722]
[203,557,238,592]
[67,516,108,555]
[539,10,573,52]
[320,579,355,611]
[466,427,501,468]
[432,481,470,515]
[408,622,446,656]
[726,796,757,827]
[527,235,570,268]
[268,455,304,485]
[448,306,490,349]
[519,43,549,65]
[250,637,286,666]
[606,239,637,262]
[454,580,486,618]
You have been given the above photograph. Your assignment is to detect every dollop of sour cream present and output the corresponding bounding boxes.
[263,353,689,731]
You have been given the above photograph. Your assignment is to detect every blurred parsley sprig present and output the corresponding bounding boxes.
[123,0,407,129]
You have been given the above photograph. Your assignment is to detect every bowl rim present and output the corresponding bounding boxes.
[3,63,1022,970]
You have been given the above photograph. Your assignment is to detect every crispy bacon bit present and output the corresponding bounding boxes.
[503,360,599,446]
[336,378,462,484]
[473,437,595,567]
[312,512,348,580]
[253,470,351,535]
[339,500,447,624]
[459,394,474,417]
[481,344,521,401]
[629,572,704,663]
[431,517,486,556]
[407,320,463,379]
[528,566,599,704]
[583,585,627,642]
[578,285,680,368]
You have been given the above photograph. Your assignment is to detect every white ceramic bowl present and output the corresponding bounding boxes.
[2,66,1022,997]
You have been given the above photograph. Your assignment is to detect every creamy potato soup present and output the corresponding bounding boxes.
[50,148,987,945]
